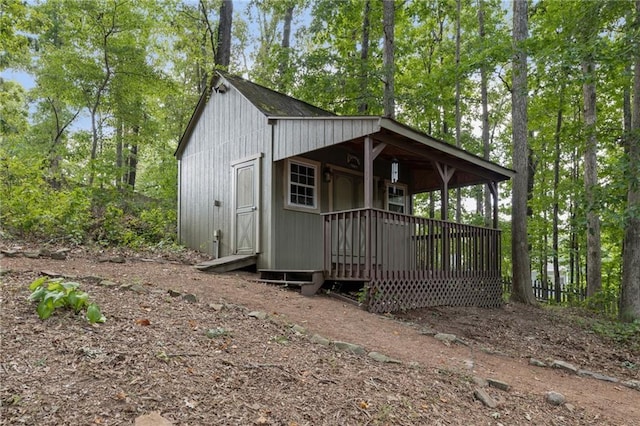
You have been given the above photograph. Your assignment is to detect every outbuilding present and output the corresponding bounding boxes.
[175,72,514,313]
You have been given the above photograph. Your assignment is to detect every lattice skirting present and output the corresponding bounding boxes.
[366,275,503,313]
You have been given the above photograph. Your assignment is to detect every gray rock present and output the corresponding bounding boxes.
[24,251,40,259]
[333,341,365,355]
[1,249,21,257]
[487,378,511,392]
[41,270,63,277]
[0,268,10,276]
[419,327,437,336]
[434,333,457,343]
[209,303,224,311]
[472,376,488,387]
[368,351,401,364]
[98,280,118,288]
[130,284,148,294]
[310,334,331,346]
[474,388,498,408]
[247,311,267,320]
[50,251,67,260]
[529,358,547,367]
[546,391,566,406]
[205,328,229,339]
[182,293,198,303]
[551,360,578,374]
[622,380,640,392]
[291,324,306,334]
[167,289,182,297]
[578,370,618,383]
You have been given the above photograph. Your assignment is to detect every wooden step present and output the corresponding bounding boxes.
[195,254,256,273]
[258,269,324,296]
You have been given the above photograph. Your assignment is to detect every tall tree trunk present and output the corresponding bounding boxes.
[510,0,536,304]
[215,0,233,68]
[478,0,492,227]
[620,0,640,322]
[454,0,462,223]
[358,0,371,114]
[582,58,602,298]
[553,86,564,303]
[277,4,294,91]
[382,0,395,119]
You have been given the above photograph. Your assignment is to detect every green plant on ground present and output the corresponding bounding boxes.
[28,277,106,324]
[591,319,640,349]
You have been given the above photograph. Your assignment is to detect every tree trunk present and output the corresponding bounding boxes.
[582,58,602,298]
[358,0,371,114]
[277,4,294,90]
[479,0,492,227]
[620,0,640,322]
[382,0,395,119]
[454,0,462,223]
[215,0,233,68]
[510,0,536,305]
[553,86,564,303]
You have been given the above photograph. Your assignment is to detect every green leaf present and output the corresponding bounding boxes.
[29,276,48,292]
[36,300,55,320]
[28,286,47,302]
[67,291,89,312]
[86,303,106,324]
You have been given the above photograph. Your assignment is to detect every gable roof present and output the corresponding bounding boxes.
[175,72,334,157]
[221,73,335,117]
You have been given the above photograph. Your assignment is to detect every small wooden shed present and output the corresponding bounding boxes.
[175,72,514,312]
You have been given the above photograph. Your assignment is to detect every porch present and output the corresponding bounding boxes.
[323,208,503,313]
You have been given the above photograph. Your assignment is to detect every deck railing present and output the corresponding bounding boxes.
[322,208,502,282]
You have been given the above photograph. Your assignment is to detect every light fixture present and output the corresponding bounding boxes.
[391,158,399,183]
[323,167,332,183]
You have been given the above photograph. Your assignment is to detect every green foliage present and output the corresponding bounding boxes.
[28,277,105,323]
[591,319,640,350]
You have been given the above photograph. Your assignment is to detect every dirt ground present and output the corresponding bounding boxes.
[1,244,639,425]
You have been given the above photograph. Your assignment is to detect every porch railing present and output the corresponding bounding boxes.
[322,208,502,282]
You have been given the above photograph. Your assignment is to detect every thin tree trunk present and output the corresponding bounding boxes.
[382,0,395,119]
[510,0,536,304]
[620,0,640,322]
[479,0,492,227]
[215,0,233,68]
[454,0,462,223]
[358,0,371,114]
[553,86,564,303]
[277,4,294,90]
[582,58,602,298]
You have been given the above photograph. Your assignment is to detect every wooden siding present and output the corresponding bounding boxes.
[272,118,379,161]
[272,161,324,269]
[178,84,272,263]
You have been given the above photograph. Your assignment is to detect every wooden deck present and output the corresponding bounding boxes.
[322,208,502,312]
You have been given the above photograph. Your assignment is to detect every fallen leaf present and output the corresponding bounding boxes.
[135,318,151,326]
[115,391,127,400]
[359,400,369,409]
[255,415,269,425]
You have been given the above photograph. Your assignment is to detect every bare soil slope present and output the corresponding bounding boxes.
[1,246,639,425]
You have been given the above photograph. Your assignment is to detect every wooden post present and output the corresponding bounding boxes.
[364,136,373,279]
[434,162,455,273]
[488,181,498,229]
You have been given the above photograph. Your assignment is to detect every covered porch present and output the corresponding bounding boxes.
[320,119,513,313]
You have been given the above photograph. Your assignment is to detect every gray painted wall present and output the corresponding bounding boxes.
[178,82,272,264]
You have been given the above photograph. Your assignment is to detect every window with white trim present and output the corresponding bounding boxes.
[286,158,319,211]
[386,182,408,213]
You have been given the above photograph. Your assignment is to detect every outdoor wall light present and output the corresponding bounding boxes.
[391,158,399,183]
[323,167,332,183]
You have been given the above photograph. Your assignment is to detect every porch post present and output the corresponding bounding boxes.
[488,181,498,229]
[364,136,373,279]
[434,162,455,221]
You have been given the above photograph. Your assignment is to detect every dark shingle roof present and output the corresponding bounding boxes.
[220,73,335,117]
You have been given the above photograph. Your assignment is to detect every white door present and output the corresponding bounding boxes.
[232,158,259,254]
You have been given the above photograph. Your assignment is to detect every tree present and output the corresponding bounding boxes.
[620,0,640,322]
[215,0,233,68]
[382,0,395,118]
[510,0,536,304]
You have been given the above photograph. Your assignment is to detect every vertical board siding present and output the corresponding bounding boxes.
[178,86,271,258]
[273,118,379,161]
